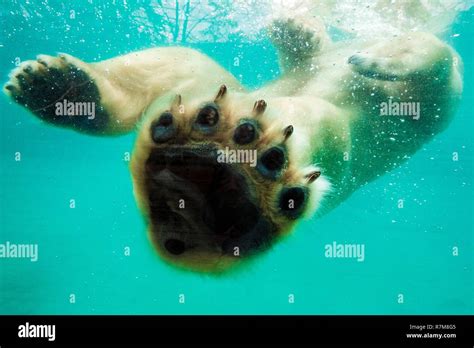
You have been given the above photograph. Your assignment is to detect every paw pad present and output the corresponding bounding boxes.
[135,85,325,271]
[257,146,287,180]
[233,119,257,145]
[4,54,109,132]
[278,186,308,219]
[151,112,176,143]
[193,104,220,134]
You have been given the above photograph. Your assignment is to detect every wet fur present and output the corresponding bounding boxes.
[4,18,463,272]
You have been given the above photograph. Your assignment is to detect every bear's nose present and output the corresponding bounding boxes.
[164,239,186,255]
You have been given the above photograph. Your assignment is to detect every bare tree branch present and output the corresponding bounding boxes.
[181,0,191,43]
[184,14,213,40]
[173,0,180,42]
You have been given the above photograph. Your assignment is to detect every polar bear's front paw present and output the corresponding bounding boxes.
[4,54,109,132]
[131,86,325,272]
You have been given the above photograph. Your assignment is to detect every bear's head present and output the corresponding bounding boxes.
[130,85,329,273]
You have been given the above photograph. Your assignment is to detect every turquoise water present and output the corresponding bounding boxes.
[0,2,472,314]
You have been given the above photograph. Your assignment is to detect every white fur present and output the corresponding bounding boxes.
[4,21,463,218]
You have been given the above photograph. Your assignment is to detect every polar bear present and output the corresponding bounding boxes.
[4,18,463,272]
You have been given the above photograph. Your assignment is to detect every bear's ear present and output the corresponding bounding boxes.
[214,84,227,102]
[253,99,267,115]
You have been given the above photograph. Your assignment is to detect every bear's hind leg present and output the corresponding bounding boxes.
[344,32,463,188]
[269,16,330,72]
[347,32,461,82]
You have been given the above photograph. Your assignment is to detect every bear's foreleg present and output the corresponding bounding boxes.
[4,48,241,135]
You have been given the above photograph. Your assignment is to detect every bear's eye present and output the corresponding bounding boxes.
[150,112,176,143]
[196,105,219,127]
[278,186,308,219]
[257,146,286,179]
[233,121,257,145]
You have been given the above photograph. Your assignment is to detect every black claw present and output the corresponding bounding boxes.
[305,170,321,183]
[283,125,293,140]
[173,94,182,107]
[37,59,48,67]
[253,100,267,115]
[215,84,227,102]
[5,84,14,91]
